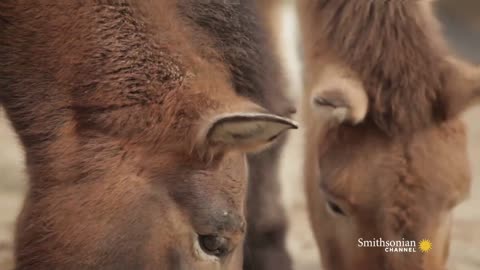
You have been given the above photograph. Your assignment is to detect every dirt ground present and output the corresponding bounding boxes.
[0,2,479,270]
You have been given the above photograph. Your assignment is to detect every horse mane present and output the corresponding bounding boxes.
[312,0,453,135]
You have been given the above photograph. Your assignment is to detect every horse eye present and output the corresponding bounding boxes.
[326,200,346,216]
[198,235,230,257]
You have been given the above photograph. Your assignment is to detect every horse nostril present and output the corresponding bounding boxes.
[198,234,231,258]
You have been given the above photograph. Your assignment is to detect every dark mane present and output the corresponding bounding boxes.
[178,0,292,117]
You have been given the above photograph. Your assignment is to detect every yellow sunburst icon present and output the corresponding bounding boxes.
[418,239,432,253]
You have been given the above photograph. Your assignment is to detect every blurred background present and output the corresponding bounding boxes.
[0,0,478,269]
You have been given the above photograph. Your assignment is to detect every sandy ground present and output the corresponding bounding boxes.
[0,3,479,270]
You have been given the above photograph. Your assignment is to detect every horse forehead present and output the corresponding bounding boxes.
[165,153,248,205]
[320,125,469,208]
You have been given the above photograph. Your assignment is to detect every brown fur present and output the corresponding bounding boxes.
[298,0,479,269]
[255,0,284,55]
[299,0,480,135]
[0,1,295,269]
[177,1,295,269]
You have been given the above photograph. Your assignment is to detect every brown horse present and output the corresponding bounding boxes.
[298,0,480,269]
[0,1,297,269]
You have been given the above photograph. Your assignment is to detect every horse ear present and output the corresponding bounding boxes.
[197,104,297,157]
[205,113,297,151]
[444,57,480,117]
[310,64,368,127]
